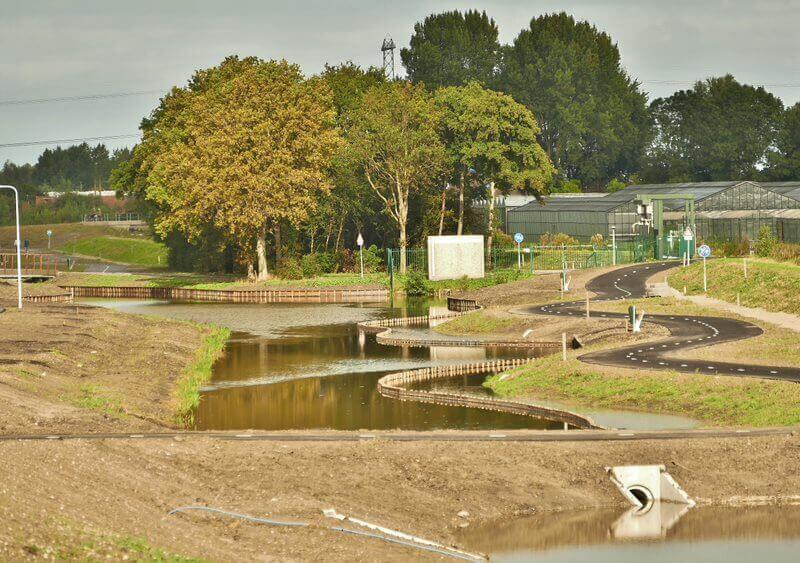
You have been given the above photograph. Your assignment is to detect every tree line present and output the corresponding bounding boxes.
[5,10,800,275]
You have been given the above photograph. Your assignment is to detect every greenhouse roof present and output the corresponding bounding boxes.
[761,182,800,202]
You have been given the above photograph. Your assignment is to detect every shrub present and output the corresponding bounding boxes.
[539,232,580,246]
[276,256,303,279]
[755,225,779,257]
[590,233,605,247]
[772,243,800,264]
[606,179,627,193]
[493,231,514,248]
[403,270,431,296]
[706,236,750,257]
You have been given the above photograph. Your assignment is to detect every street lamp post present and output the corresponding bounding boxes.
[0,185,23,309]
[356,233,364,278]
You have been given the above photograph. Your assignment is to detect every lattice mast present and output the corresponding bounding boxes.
[381,36,396,80]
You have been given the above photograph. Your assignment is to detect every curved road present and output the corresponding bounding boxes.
[522,261,800,382]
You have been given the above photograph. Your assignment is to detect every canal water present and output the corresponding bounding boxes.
[456,504,800,562]
[82,298,556,431]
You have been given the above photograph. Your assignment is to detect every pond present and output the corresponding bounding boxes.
[82,297,556,431]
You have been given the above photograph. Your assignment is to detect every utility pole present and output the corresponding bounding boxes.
[0,185,23,309]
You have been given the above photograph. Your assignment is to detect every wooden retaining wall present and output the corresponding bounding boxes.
[447,296,480,312]
[61,285,390,304]
[377,359,601,430]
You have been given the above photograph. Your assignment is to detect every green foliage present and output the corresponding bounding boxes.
[605,178,627,193]
[590,233,605,247]
[549,178,582,193]
[498,12,650,188]
[771,243,800,264]
[401,10,500,89]
[403,269,432,296]
[645,75,784,182]
[539,232,580,246]
[755,225,779,257]
[276,256,304,279]
[434,80,555,206]
[705,237,751,257]
[766,102,800,180]
[346,81,449,272]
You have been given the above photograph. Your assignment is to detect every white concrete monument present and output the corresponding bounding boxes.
[427,235,485,281]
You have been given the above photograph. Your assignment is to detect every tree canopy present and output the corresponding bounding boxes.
[131,56,340,279]
[765,102,800,181]
[435,81,554,237]
[401,10,500,90]
[644,75,785,182]
[498,12,650,190]
[346,81,448,272]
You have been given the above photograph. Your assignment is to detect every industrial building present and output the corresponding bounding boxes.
[507,181,800,252]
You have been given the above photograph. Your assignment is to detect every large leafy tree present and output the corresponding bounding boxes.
[313,62,385,252]
[346,82,448,273]
[765,102,800,181]
[645,75,784,182]
[434,81,554,245]
[498,12,649,190]
[132,56,340,280]
[401,10,500,89]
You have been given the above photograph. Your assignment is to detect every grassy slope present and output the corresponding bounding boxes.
[487,295,800,427]
[434,310,523,335]
[668,258,800,315]
[63,236,168,268]
[0,222,142,249]
[174,326,231,427]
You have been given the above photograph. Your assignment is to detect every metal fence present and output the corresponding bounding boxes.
[387,238,658,275]
[83,212,142,223]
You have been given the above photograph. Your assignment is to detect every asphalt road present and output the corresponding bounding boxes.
[522,261,800,382]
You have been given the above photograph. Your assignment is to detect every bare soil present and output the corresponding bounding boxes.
[0,299,210,434]
[1,433,799,560]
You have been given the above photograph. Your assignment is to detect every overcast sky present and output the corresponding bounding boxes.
[2,0,799,164]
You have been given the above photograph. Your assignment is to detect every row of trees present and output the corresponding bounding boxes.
[115,57,555,277]
[401,10,800,187]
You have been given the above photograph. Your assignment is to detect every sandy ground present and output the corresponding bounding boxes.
[0,299,209,434]
[2,433,800,561]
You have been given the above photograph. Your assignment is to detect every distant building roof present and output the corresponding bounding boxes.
[760,181,800,202]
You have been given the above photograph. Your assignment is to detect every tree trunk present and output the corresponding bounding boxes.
[437,186,447,236]
[310,230,315,254]
[334,217,344,252]
[274,223,282,265]
[457,173,465,236]
[256,227,269,281]
[399,221,407,274]
[486,182,496,265]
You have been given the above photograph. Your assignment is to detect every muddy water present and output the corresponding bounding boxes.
[457,505,800,562]
[82,298,557,431]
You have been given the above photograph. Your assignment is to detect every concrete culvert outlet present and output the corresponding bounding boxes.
[627,485,654,510]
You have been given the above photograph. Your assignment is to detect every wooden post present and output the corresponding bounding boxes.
[561,332,567,362]
[743,258,748,279]
[585,291,590,320]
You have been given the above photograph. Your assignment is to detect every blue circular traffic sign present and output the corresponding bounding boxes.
[514,232,524,244]
[698,244,712,259]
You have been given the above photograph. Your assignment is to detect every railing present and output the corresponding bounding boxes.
[82,213,142,223]
[0,253,58,276]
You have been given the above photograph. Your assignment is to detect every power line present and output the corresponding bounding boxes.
[0,134,140,149]
[0,89,164,107]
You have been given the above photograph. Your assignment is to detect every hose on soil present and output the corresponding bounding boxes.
[168,506,484,561]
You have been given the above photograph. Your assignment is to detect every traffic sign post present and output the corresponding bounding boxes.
[698,244,712,292]
[46,229,53,250]
[514,232,524,269]
[356,233,365,279]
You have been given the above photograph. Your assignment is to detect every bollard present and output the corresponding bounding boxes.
[744,258,748,279]
[562,332,567,361]
[586,291,590,320]
[736,293,741,306]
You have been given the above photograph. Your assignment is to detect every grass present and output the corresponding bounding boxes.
[63,384,127,418]
[486,349,800,427]
[187,272,390,290]
[0,222,147,250]
[175,326,231,427]
[63,236,169,268]
[396,269,534,295]
[668,257,800,315]
[434,310,521,336]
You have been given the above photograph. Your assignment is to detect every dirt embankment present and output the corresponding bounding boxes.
[1,434,799,560]
[0,299,211,434]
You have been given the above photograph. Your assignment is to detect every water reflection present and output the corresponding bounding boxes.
[456,505,800,562]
